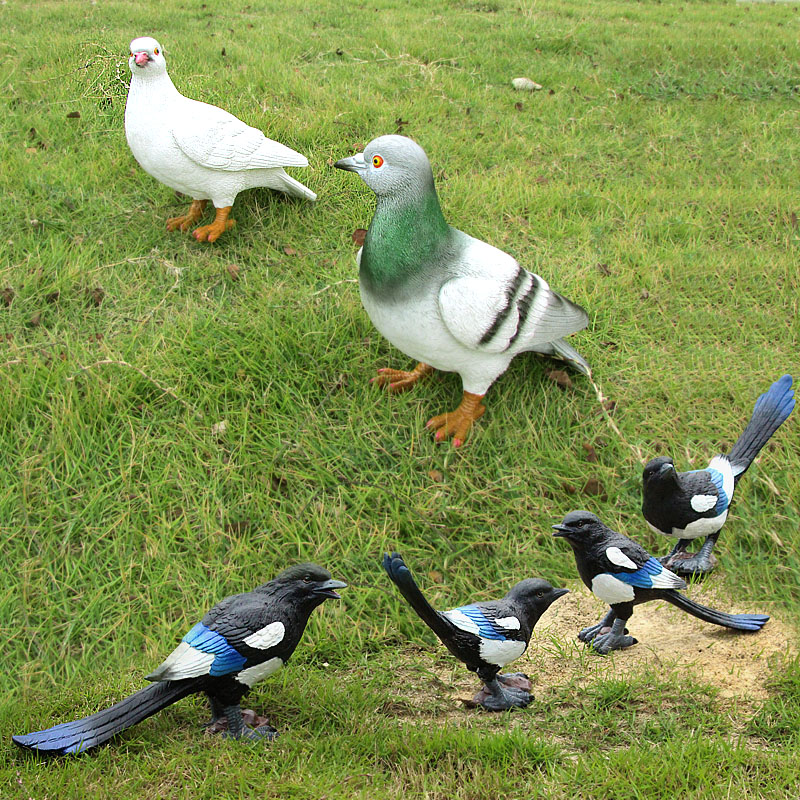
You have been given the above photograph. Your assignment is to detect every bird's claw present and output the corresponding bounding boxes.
[167,199,207,233]
[193,218,236,243]
[472,683,532,712]
[371,363,432,394]
[661,551,717,578]
[426,392,486,446]
[496,672,532,691]
[588,632,638,655]
[224,723,279,742]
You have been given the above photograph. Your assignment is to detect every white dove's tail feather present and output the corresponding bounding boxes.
[530,338,591,377]
[275,170,317,201]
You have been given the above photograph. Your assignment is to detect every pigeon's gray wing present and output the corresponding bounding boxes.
[438,239,587,354]
[172,101,308,171]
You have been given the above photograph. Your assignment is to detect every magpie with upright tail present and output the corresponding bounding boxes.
[643,374,794,576]
[383,552,568,711]
[13,564,346,756]
[552,511,769,655]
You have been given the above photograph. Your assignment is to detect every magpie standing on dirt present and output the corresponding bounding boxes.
[552,511,768,655]
[13,564,346,756]
[382,552,568,711]
[643,374,794,576]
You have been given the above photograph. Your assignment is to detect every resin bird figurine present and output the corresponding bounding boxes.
[552,511,768,655]
[334,135,590,446]
[643,374,794,576]
[383,552,568,710]
[12,564,345,755]
[125,36,316,242]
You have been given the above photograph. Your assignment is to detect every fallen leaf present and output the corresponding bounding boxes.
[791,212,798,230]
[582,478,607,500]
[395,117,409,133]
[582,442,598,462]
[29,311,42,327]
[514,102,523,111]
[640,289,650,299]
[66,111,81,119]
[283,246,298,256]
[221,47,227,56]
[428,570,443,584]
[0,287,14,306]
[561,481,577,494]
[89,287,105,306]
[428,469,443,483]
[226,263,240,280]
[352,228,367,246]
[45,291,60,304]
[547,369,573,389]
[211,420,228,437]
[596,263,611,276]
[25,147,38,155]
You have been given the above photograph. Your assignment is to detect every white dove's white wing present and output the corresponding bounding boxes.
[438,237,588,354]
[172,101,308,171]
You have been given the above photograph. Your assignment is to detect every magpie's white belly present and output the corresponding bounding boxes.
[649,512,727,541]
[360,283,513,395]
[591,574,635,605]
[236,657,283,687]
[478,637,526,667]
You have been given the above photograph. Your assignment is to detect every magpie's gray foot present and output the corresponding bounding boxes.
[665,550,717,578]
[579,609,618,642]
[587,618,637,655]
[225,724,279,742]
[472,678,532,711]
[659,538,691,567]
[219,704,278,742]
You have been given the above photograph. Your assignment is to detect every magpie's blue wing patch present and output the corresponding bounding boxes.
[705,468,730,515]
[612,558,685,590]
[443,605,514,640]
[183,622,248,676]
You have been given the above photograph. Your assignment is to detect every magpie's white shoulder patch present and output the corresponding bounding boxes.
[690,494,718,513]
[605,546,638,570]
[494,616,521,631]
[243,621,285,650]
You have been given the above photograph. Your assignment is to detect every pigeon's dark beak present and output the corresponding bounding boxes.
[313,579,347,599]
[551,524,572,538]
[334,153,366,173]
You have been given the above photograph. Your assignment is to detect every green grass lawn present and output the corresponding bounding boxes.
[1,0,799,796]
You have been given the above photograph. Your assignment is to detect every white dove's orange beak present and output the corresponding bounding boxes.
[134,51,150,67]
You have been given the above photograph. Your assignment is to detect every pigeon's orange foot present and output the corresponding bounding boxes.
[371,362,433,394]
[426,391,486,447]
[193,206,236,243]
[167,199,207,232]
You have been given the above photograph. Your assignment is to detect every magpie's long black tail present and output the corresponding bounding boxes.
[662,590,769,632]
[12,679,199,756]
[728,374,794,483]
[382,552,458,644]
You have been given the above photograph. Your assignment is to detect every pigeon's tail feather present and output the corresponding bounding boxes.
[727,374,794,483]
[12,679,199,756]
[382,553,457,643]
[275,170,317,201]
[536,337,591,377]
[662,591,769,632]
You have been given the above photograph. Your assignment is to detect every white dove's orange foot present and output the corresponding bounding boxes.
[193,206,236,242]
[371,362,433,394]
[166,199,207,232]
[426,391,486,447]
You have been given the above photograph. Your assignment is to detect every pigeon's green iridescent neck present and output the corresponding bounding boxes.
[360,187,452,298]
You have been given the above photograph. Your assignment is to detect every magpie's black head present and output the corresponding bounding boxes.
[551,510,609,548]
[506,578,569,617]
[642,456,677,485]
[271,563,347,604]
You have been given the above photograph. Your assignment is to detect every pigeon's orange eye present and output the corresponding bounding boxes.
[154,47,160,55]
[372,155,384,168]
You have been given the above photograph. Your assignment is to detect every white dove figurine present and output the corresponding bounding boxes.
[125,37,316,242]
[335,135,590,446]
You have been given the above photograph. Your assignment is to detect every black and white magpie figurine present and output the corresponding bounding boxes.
[12,564,346,756]
[382,552,568,711]
[552,511,769,655]
[642,374,794,576]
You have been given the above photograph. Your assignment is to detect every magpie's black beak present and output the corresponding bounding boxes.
[551,524,572,538]
[552,587,570,599]
[313,579,347,599]
[659,462,675,475]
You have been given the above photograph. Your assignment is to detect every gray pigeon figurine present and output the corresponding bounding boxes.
[335,135,590,445]
[125,37,316,242]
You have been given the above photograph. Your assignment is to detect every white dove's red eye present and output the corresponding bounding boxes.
[372,155,384,168]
